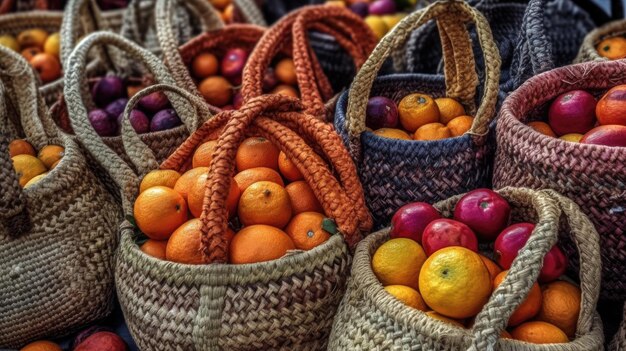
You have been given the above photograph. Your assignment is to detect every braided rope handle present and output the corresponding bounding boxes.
[241,5,377,117]
[233,0,267,26]
[346,0,501,145]
[467,188,601,350]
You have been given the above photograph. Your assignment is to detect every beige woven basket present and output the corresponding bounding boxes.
[575,19,626,63]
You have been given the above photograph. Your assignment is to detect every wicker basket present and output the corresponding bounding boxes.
[575,19,626,63]
[329,187,604,350]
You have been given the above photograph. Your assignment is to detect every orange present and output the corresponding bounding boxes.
[167,219,235,264]
[278,151,303,181]
[24,172,48,188]
[372,128,412,140]
[30,53,61,83]
[229,224,295,264]
[191,52,219,78]
[238,181,292,228]
[372,238,426,290]
[174,167,209,202]
[17,28,48,48]
[37,144,64,169]
[20,340,62,351]
[510,321,569,344]
[221,4,235,23]
[12,154,47,187]
[285,181,323,215]
[271,84,299,98]
[447,115,474,137]
[384,285,428,311]
[398,93,440,132]
[43,32,60,57]
[419,247,491,319]
[49,159,61,170]
[425,311,465,328]
[596,85,626,126]
[275,58,297,85]
[133,186,188,240]
[140,239,168,260]
[235,137,280,172]
[9,139,35,157]
[192,140,218,168]
[188,174,240,218]
[413,122,451,141]
[528,121,557,137]
[210,0,231,10]
[285,212,331,250]
[479,254,502,281]
[501,330,512,339]
[199,76,233,107]
[139,169,182,193]
[536,280,581,337]
[559,133,583,143]
[596,36,626,60]
[493,270,542,326]
[435,97,466,124]
[234,167,285,193]
[21,47,42,61]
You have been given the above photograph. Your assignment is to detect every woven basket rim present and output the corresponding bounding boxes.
[178,23,266,62]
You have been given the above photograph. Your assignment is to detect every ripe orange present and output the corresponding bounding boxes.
[191,52,219,79]
[167,218,235,264]
[398,93,440,132]
[285,181,323,215]
[188,174,240,218]
[222,4,235,23]
[425,311,465,328]
[510,321,569,344]
[493,270,542,326]
[271,84,299,98]
[174,167,209,202]
[210,0,231,10]
[384,285,428,311]
[528,121,557,137]
[24,172,48,188]
[596,37,626,60]
[50,159,61,170]
[372,128,412,140]
[235,137,280,172]
[447,115,474,137]
[372,238,426,290]
[20,340,62,351]
[285,212,331,250]
[9,139,35,157]
[478,254,502,281]
[596,85,626,126]
[278,151,303,181]
[419,247,491,319]
[140,239,168,260]
[21,46,42,61]
[229,224,295,264]
[139,169,181,193]
[435,97,466,124]
[37,144,64,169]
[238,181,292,228]
[12,154,47,187]
[133,186,188,240]
[192,140,218,168]
[275,58,297,85]
[234,167,285,193]
[30,53,61,83]
[501,330,512,339]
[17,28,48,48]
[199,76,233,107]
[414,122,451,141]
[536,281,581,337]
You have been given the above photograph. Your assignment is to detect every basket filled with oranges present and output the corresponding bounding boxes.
[335,0,502,227]
[493,59,626,300]
[576,19,626,62]
[329,187,604,350]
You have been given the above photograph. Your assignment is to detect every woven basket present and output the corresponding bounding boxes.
[0,45,119,349]
[404,0,595,92]
[575,19,626,63]
[335,0,501,228]
[493,59,626,300]
[330,187,604,350]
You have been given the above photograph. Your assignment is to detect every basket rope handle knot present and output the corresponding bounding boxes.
[241,5,378,119]
[345,0,501,160]
[467,188,601,350]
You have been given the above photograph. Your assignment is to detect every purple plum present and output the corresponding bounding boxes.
[92,76,125,107]
[104,98,128,119]
[89,109,117,137]
[118,109,149,134]
[369,0,396,15]
[349,2,369,17]
[366,96,398,129]
[150,109,182,132]
[138,91,170,113]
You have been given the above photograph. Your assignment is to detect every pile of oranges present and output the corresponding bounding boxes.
[9,139,64,188]
[0,29,61,83]
[135,136,333,265]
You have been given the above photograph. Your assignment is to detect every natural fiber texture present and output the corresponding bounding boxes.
[329,187,604,350]
[335,0,501,227]
[0,45,119,348]
[575,19,626,63]
[493,59,626,300]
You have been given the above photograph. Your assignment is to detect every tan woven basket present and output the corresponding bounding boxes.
[329,187,605,350]
[575,19,626,63]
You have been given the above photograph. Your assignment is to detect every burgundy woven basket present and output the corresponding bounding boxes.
[493,59,626,300]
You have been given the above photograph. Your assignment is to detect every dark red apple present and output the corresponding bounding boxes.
[118,109,149,134]
[389,202,441,243]
[548,90,597,136]
[421,219,478,256]
[539,245,568,283]
[74,331,127,351]
[72,326,113,349]
[580,125,626,147]
[366,96,398,130]
[262,67,279,92]
[453,188,511,241]
[221,48,248,81]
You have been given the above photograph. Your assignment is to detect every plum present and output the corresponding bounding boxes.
[369,0,396,15]
[139,91,170,113]
[366,96,398,129]
[104,98,128,119]
[262,67,279,92]
[349,2,369,17]
[89,109,117,136]
[221,48,248,81]
[150,109,182,132]
[118,109,150,134]
[92,76,125,107]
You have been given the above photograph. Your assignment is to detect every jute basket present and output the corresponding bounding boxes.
[493,59,626,300]
[575,19,626,63]
[329,187,604,350]
[0,45,119,349]
[335,0,501,228]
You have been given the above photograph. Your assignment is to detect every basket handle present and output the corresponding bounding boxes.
[468,188,601,350]
[241,5,377,118]
[233,0,267,26]
[345,0,501,148]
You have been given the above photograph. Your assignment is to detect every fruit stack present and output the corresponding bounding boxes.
[20,326,129,351]
[326,0,409,40]
[8,139,64,188]
[0,29,61,83]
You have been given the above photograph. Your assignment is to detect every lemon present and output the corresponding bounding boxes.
[364,16,389,40]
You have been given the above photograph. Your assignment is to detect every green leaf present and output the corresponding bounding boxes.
[322,218,339,235]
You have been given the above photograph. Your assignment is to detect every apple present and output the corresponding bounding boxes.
[366,96,398,130]
[421,219,478,256]
[539,245,568,283]
[221,48,248,83]
[453,188,511,241]
[74,331,127,351]
[548,90,597,136]
[389,202,441,243]
[580,125,626,147]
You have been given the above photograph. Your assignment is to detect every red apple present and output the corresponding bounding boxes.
[453,188,511,241]
[580,125,626,147]
[221,48,248,81]
[548,90,597,136]
[389,202,440,243]
[366,96,399,130]
[539,246,568,283]
[74,331,127,351]
[421,219,478,256]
